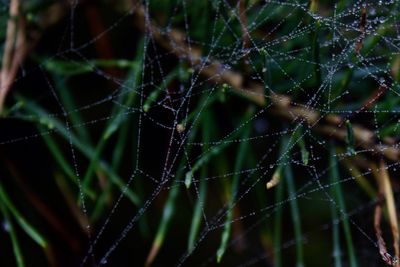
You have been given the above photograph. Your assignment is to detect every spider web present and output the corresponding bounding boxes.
[1,0,400,266]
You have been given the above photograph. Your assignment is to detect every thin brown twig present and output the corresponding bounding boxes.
[0,0,20,112]
[372,160,399,266]
[85,3,122,80]
[6,160,82,253]
[355,4,366,54]
[374,196,393,266]
[0,1,71,114]
[54,172,90,233]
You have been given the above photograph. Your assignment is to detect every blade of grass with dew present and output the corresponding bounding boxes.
[37,125,96,200]
[188,0,209,41]
[345,120,356,155]
[130,110,152,238]
[247,144,275,261]
[179,91,220,128]
[273,164,284,267]
[0,181,47,248]
[90,70,144,222]
[54,172,90,230]
[309,0,321,89]
[53,75,91,143]
[145,153,198,266]
[266,125,306,190]
[279,134,305,265]
[331,190,342,267]
[145,183,179,267]
[0,200,25,267]
[81,40,145,192]
[145,86,221,263]
[89,114,135,222]
[283,155,304,267]
[329,144,358,267]
[89,190,111,223]
[43,58,137,76]
[375,160,399,260]
[143,67,180,112]
[338,150,376,199]
[272,134,299,267]
[336,0,346,12]
[216,107,253,263]
[247,145,269,209]
[145,186,179,266]
[292,127,309,165]
[145,112,202,266]
[184,106,253,189]
[18,99,141,206]
[187,110,211,252]
[132,173,151,239]
[127,66,189,237]
[260,48,272,93]
[89,51,163,218]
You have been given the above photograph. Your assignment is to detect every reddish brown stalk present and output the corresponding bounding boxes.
[232,206,247,253]
[355,5,366,54]
[7,161,82,252]
[44,245,59,267]
[351,82,389,118]
[375,197,393,266]
[391,55,400,81]
[0,1,71,113]
[260,232,275,266]
[85,4,121,80]
[372,160,399,266]
[55,172,90,233]
[97,169,113,207]
[0,0,20,112]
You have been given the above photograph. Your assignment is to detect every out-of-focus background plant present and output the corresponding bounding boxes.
[0,0,400,266]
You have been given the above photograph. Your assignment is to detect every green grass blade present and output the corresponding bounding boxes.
[284,159,304,267]
[53,75,91,143]
[0,182,47,248]
[184,110,252,189]
[145,182,180,266]
[43,58,137,76]
[187,110,212,252]
[272,134,295,267]
[345,120,355,155]
[0,200,25,267]
[329,145,358,267]
[82,58,143,191]
[143,68,180,112]
[309,0,321,89]
[20,100,141,206]
[331,195,342,267]
[90,112,136,222]
[38,125,96,200]
[216,108,253,263]
[292,127,309,165]
[273,166,284,267]
[187,171,207,252]
[145,112,202,266]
